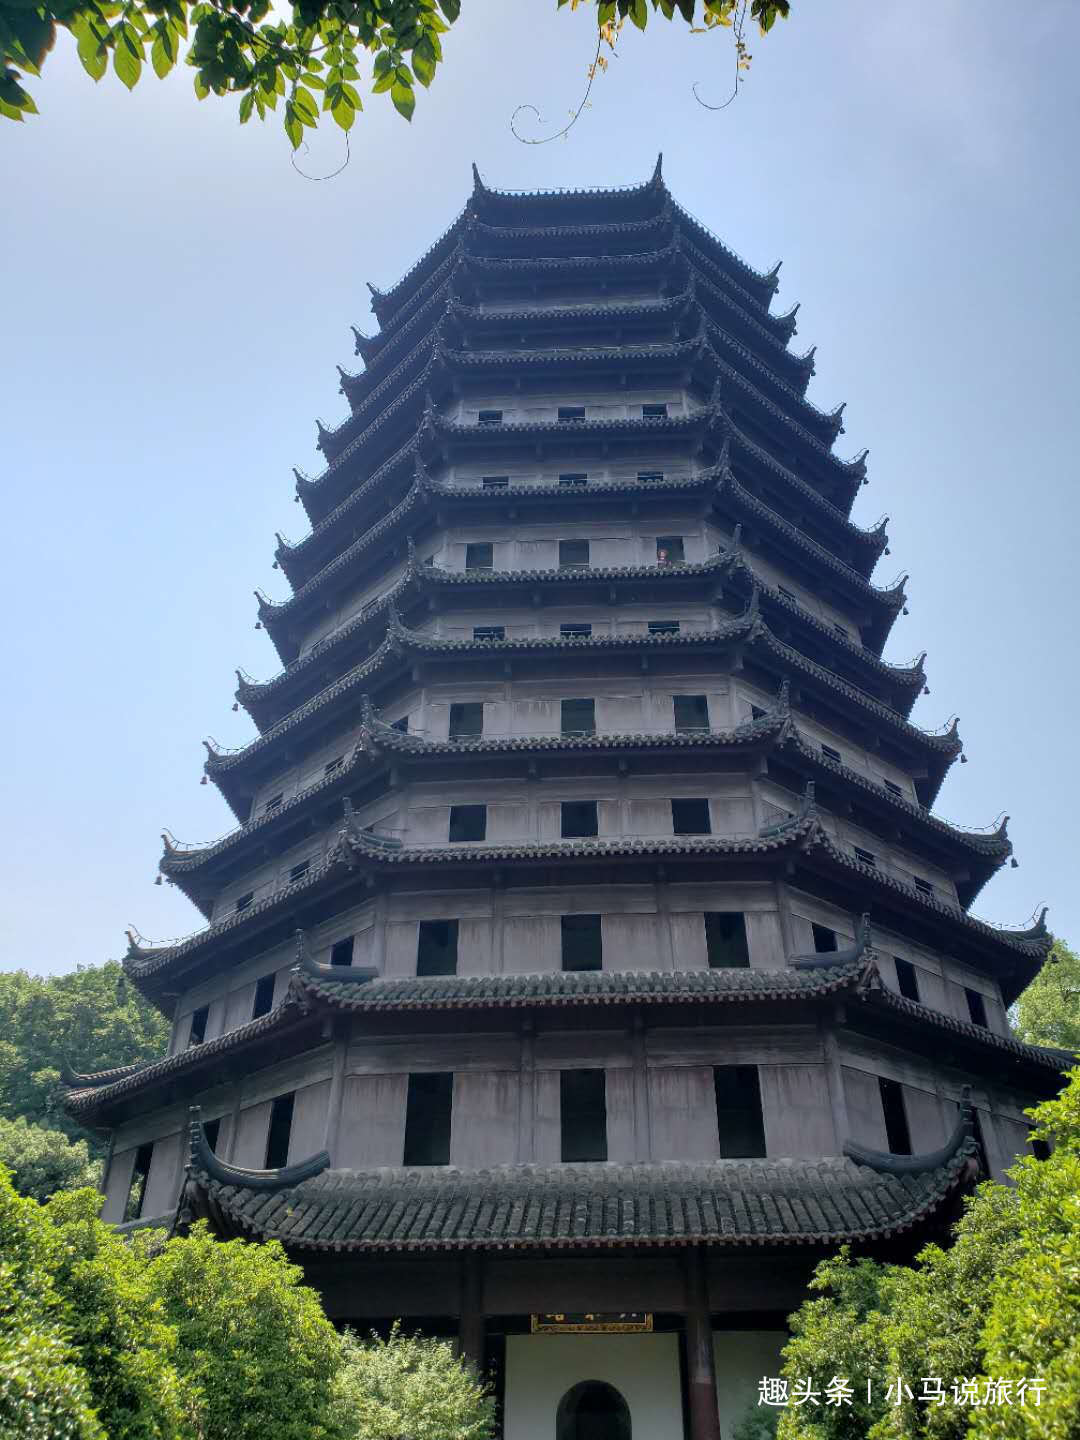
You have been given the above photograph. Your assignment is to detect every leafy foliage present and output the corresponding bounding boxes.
[0,1117,101,1203]
[1,0,790,143]
[0,962,168,1152]
[774,1069,1080,1440]
[1013,938,1080,1053]
[330,1324,495,1440]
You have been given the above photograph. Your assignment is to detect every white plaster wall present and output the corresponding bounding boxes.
[714,1331,787,1440]
[505,1332,683,1440]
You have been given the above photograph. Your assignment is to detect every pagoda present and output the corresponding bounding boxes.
[66,159,1068,1440]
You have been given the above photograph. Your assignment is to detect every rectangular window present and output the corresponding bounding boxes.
[714,1066,767,1158]
[559,472,588,487]
[560,622,592,638]
[559,538,590,569]
[188,1006,208,1047]
[821,743,842,765]
[671,798,712,836]
[403,1072,453,1165]
[656,535,685,565]
[330,936,354,968]
[561,914,602,972]
[750,705,767,721]
[449,702,485,739]
[965,987,989,1028]
[417,920,458,977]
[894,958,920,1002]
[704,912,750,968]
[264,1093,294,1169]
[560,1070,608,1162]
[477,409,503,426]
[673,694,709,733]
[561,697,595,736]
[642,402,668,420]
[558,405,586,422]
[853,846,877,868]
[252,973,276,1018]
[448,805,487,843]
[235,891,254,914]
[473,625,505,641]
[264,793,284,814]
[637,469,665,482]
[561,800,599,839]
[913,876,935,898]
[812,924,838,954]
[883,779,904,799]
[465,542,494,571]
[288,859,311,883]
[124,1142,154,1222]
[482,475,509,490]
[203,1118,221,1154]
[879,1077,912,1155]
[648,620,680,635]
[324,756,343,776]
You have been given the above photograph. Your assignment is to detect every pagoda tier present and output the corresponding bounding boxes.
[76,164,1059,1440]
[163,702,1008,917]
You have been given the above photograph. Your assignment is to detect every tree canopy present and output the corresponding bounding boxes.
[1,0,790,142]
[0,1117,100,1204]
[0,962,169,1151]
[1013,938,1080,1054]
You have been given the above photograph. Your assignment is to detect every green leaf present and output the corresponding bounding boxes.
[291,83,317,122]
[283,99,302,147]
[436,0,459,20]
[73,16,108,81]
[630,0,648,29]
[390,77,413,120]
[193,70,208,98]
[113,34,141,89]
[151,30,175,78]
[238,89,253,122]
[371,67,393,92]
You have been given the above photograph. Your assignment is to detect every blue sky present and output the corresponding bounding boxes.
[4,1,1079,977]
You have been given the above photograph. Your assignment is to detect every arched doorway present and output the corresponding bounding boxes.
[556,1380,632,1440]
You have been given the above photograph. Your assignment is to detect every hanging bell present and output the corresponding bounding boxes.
[923,686,930,696]
[154,875,162,886]
[960,754,968,764]
[1010,858,1019,869]
[200,775,208,785]
[232,702,239,712]
[255,621,262,630]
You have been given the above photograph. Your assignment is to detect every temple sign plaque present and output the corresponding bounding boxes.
[531,1313,653,1334]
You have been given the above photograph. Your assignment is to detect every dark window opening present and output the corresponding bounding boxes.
[559,538,590,569]
[879,1077,912,1156]
[562,800,599,839]
[482,475,509,490]
[705,912,750,969]
[560,622,592,638]
[558,405,586,422]
[559,472,588,487]
[965,987,989,1028]
[477,409,502,426]
[750,705,767,721]
[883,779,904,799]
[894,958,920,1002]
[1031,1134,1051,1162]
[324,756,343,776]
[473,625,505,641]
[561,697,595,736]
[642,402,668,420]
[556,1382,631,1440]
[913,876,935,898]
[449,805,487,843]
[330,936,354,968]
[203,1118,221,1154]
[812,924,838,954]
[289,859,311,883]
[391,715,409,733]
[403,1072,453,1166]
[561,914,602,972]
[188,1006,208,1047]
[465,542,494,571]
[417,920,459,977]
[853,846,877,868]
[648,619,680,635]
[821,743,842,765]
[264,793,284,814]
[673,694,709,733]
[560,1070,608,1162]
[265,1092,295,1170]
[252,973,276,1018]
[235,891,254,914]
[637,469,665,482]
[656,535,684,565]
[449,702,485,739]
[124,1142,154,1222]
[671,798,711,835]
[714,1066,767,1158]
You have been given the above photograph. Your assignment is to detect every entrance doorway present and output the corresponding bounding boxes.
[556,1380,632,1440]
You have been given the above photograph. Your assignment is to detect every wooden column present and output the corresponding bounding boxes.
[458,1254,485,1374]
[684,1246,722,1440]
